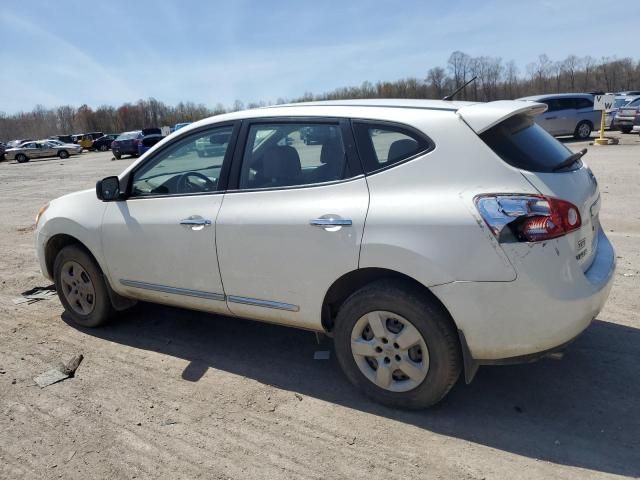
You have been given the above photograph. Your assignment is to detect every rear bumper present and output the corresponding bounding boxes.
[432,228,615,361]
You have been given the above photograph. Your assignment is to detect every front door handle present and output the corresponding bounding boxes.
[545,116,558,120]
[310,218,353,227]
[180,216,212,230]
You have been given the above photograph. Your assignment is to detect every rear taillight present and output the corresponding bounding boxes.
[475,194,581,243]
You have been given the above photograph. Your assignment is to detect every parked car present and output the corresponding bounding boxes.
[111,131,142,159]
[172,122,191,133]
[7,138,33,148]
[48,135,73,144]
[633,112,640,133]
[605,96,637,129]
[137,128,164,156]
[517,93,600,139]
[92,134,119,152]
[34,99,615,409]
[5,140,82,163]
[613,97,640,133]
[0,141,5,159]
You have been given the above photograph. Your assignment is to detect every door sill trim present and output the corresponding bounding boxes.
[227,295,300,312]
[119,279,225,301]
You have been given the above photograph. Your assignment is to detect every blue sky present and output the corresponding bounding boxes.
[1,0,638,113]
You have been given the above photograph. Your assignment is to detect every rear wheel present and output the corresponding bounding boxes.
[53,245,114,327]
[16,154,29,163]
[620,127,632,134]
[113,152,121,159]
[99,144,108,151]
[58,150,69,159]
[574,121,592,140]
[334,280,461,409]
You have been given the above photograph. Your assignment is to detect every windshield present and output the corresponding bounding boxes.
[480,114,579,173]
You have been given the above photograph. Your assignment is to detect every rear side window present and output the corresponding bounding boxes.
[480,114,577,173]
[574,98,594,109]
[353,122,431,174]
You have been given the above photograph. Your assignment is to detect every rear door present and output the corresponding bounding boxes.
[215,118,368,330]
[538,99,564,134]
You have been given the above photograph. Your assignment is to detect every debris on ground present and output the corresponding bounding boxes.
[313,350,331,360]
[12,285,56,305]
[294,393,303,401]
[33,354,84,388]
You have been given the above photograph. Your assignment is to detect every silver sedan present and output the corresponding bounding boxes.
[5,140,82,163]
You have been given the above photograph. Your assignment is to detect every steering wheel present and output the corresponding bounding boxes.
[176,172,216,193]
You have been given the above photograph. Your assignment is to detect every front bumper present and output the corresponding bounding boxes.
[432,228,616,361]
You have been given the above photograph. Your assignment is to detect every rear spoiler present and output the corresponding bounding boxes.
[457,100,548,134]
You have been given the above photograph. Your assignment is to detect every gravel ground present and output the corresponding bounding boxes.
[0,132,639,480]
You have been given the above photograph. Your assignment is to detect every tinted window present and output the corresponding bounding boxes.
[574,98,594,109]
[480,114,578,173]
[353,122,430,173]
[543,99,562,112]
[238,123,348,189]
[557,98,576,110]
[628,98,640,107]
[130,126,233,197]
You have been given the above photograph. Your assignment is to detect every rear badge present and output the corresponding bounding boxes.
[577,238,586,250]
[576,249,587,261]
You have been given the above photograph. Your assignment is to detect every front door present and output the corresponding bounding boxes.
[101,123,238,314]
[216,119,369,330]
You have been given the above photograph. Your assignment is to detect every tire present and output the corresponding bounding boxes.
[53,245,114,328]
[334,279,461,409]
[113,152,121,160]
[620,127,632,134]
[574,121,592,140]
[99,144,108,151]
[16,154,29,163]
[196,150,205,157]
[58,150,69,159]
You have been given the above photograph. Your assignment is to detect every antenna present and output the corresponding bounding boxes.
[443,76,477,101]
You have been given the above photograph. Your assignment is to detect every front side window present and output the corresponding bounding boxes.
[353,122,431,174]
[130,126,233,197]
[238,123,348,189]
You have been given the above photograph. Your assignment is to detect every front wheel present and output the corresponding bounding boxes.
[574,121,592,140]
[58,150,69,159]
[99,144,108,151]
[53,245,114,327]
[620,127,632,134]
[334,280,461,409]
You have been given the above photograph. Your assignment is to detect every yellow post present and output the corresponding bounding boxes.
[594,109,608,145]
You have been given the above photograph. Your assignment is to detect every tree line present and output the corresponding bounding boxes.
[1,51,639,141]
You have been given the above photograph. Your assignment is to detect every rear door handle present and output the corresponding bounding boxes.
[180,216,212,230]
[545,116,558,120]
[310,218,352,227]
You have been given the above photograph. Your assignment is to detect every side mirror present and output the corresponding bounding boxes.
[96,176,121,201]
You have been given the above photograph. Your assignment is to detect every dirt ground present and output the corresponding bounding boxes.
[0,133,639,480]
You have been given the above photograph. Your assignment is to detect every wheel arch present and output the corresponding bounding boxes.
[322,267,475,382]
[45,233,103,279]
[322,267,457,333]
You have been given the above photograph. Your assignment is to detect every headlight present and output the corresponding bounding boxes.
[35,203,49,227]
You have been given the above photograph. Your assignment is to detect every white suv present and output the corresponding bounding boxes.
[35,99,615,409]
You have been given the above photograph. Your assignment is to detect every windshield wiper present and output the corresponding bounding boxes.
[553,148,587,172]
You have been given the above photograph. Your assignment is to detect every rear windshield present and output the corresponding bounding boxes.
[116,132,140,140]
[480,114,577,173]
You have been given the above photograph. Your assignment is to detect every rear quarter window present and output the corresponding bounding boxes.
[352,121,433,174]
[479,114,577,173]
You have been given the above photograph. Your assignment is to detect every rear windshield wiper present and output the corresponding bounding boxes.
[553,148,587,172]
